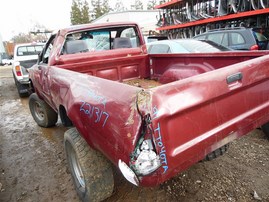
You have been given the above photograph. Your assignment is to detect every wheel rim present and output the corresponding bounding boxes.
[67,142,86,192]
[34,101,45,121]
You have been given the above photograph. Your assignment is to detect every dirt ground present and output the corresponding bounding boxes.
[0,65,268,202]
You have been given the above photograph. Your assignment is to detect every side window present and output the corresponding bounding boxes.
[230,33,245,45]
[41,36,55,64]
[120,27,140,48]
[43,44,53,62]
[221,33,229,47]
[149,44,171,54]
[195,35,206,40]
[253,31,268,42]
[207,33,224,44]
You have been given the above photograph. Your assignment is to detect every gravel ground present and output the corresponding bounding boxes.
[0,66,268,202]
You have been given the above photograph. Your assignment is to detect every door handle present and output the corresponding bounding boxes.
[226,72,243,84]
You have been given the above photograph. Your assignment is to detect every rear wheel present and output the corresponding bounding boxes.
[204,144,229,161]
[64,128,114,202]
[29,93,58,127]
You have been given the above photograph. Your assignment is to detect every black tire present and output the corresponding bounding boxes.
[29,93,58,127]
[64,128,114,202]
[204,144,229,161]
[16,82,29,97]
[261,122,269,138]
[59,106,73,127]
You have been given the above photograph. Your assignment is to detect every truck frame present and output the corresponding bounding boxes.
[28,22,269,201]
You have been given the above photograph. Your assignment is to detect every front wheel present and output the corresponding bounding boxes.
[29,93,58,127]
[64,128,114,202]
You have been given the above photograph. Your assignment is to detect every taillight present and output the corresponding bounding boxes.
[129,114,161,176]
[250,45,259,50]
[15,65,22,76]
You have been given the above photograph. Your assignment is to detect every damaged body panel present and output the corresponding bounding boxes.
[141,54,269,185]
[29,22,269,188]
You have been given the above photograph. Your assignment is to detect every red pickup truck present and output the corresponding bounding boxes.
[28,22,269,201]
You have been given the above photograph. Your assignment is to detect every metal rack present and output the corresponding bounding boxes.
[155,0,269,39]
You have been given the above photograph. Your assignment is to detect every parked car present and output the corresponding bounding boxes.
[146,39,231,54]
[0,53,13,65]
[144,35,168,43]
[2,57,13,65]
[193,27,268,50]
[12,42,44,97]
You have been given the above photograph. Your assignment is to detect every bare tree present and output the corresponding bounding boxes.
[114,0,126,12]
[133,0,144,10]
[12,33,32,43]
[147,0,157,10]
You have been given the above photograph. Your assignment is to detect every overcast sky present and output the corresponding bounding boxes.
[0,0,151,41]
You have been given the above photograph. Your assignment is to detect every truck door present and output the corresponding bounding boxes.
[36,35,56,106]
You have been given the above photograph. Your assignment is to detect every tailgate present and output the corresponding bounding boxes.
[148,54,269,183]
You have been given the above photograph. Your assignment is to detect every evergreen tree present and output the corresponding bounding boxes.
[81,0,90,23]
[134,0,143,10]
[70,0,90,25]
[91,0,111,20]
[70,0,82,25]
[147,0,157,10]
[91,0,102,19]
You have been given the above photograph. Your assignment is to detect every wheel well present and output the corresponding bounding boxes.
[29,79,35,93]
[59,105,73,127]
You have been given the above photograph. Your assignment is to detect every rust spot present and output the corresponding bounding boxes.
[123,79,161,89]
[126,90,152,125]
[136,90,151,115]
[126,98,137,125]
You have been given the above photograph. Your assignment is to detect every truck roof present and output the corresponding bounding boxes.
[58,22,139,36]
[14,42,45,49]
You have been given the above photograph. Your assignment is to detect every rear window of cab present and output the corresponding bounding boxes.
[17,45,43,56]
